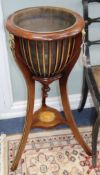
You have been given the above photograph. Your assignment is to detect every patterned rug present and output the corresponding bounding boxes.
[2,127,100,175]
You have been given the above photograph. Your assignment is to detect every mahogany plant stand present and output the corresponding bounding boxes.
[10,36,92,171]
[6,7,92,171]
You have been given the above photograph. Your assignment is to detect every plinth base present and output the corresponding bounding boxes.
[32,106,66,128]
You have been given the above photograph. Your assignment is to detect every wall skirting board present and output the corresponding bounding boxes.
[0,93,94,120]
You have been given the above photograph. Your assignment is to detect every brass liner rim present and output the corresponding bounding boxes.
[6,6,84,41]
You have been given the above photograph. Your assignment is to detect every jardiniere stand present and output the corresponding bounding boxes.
[6,7,91,171]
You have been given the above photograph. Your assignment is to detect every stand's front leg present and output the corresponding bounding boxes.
[59,77,91,156]
[11,81,35,171]
[11,38,35,171]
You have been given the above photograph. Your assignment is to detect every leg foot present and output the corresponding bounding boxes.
[59,78,91,156]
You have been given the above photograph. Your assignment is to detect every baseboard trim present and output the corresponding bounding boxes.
[0,93,94,119]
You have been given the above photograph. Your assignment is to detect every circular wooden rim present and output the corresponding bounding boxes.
[6,6,84,41]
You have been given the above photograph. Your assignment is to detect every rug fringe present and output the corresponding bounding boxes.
[0,134,6,175]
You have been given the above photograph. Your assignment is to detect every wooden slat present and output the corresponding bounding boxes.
[64,38,71,65]
[22,38,31,70]
[57,39,65,72]
[48,42,52,76]
[36,41,41,75]
[42,41,45,76]
[28,40,36,74]
[70,37,75,60]
[53,40,59,74]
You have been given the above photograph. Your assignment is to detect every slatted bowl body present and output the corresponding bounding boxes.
[6,7,84,78]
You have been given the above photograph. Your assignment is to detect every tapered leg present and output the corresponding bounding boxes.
[11,38,35,171]
[92,110,100,167]
[11,81,35,171]
[59,77,91,156]
[78,68,88,112]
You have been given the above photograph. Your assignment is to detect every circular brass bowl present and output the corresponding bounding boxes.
[6,7,84,78]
